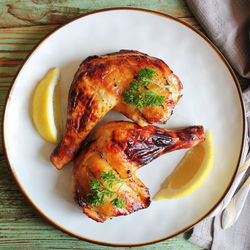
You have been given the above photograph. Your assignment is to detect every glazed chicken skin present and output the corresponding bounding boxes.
[51,50,182,169]
[73,121,205,222]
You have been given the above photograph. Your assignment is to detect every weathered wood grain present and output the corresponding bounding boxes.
[0,0,196,27]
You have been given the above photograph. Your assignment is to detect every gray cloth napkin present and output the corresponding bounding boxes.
[185,0,250,249]
[186,0,250,79]
[189,187,250,250]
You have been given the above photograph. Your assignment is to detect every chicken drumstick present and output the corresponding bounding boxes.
[51,50,182,169]
[73,121,205,222]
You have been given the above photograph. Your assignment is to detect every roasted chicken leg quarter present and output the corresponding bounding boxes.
[51,50,182,169]
[72,121,205,222]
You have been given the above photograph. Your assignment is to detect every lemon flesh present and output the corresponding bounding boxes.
[154,131,214,200]
[32,67,62,144]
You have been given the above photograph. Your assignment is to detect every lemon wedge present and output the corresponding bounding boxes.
[32,67,62,144]
[154,131,214,200]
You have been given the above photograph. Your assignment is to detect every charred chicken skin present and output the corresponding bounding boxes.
[73,121,205,222]
[51,50,182,169]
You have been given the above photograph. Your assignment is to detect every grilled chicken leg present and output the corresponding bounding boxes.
[73,121,205,222]
[51,50,182,169]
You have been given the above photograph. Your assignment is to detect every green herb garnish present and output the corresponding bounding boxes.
[87,170,129,209]
[123,67,165,108]
[110,196,125,208]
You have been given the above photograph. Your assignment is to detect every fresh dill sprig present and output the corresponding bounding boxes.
[123,67,165,108]
[87,170,128,209]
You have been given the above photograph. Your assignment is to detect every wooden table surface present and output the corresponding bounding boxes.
[1,1,239,249]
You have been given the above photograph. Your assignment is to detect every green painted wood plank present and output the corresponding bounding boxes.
[0,44,35,51]
[0,77,13,83]
[0,0,191,28]
[0,52,29,59]
[0,65,20,74]
[0,33,48,38]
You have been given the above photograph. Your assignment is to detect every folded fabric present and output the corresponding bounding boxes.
[186,0,250,79]
[190,191,250,250]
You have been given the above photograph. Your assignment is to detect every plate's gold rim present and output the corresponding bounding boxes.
[2,7,246,247]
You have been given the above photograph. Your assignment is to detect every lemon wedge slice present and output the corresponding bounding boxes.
[154,131,214,200]
[32,67,62,144]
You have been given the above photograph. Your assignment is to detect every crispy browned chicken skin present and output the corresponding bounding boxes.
[51,50,182,169]
[73,121,205,222]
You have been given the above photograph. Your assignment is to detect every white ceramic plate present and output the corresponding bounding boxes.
[3,8,245,246]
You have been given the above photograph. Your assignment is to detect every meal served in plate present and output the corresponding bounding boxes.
[73,121,205,222]
[50,50,183,169]
[32,50,208,222]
